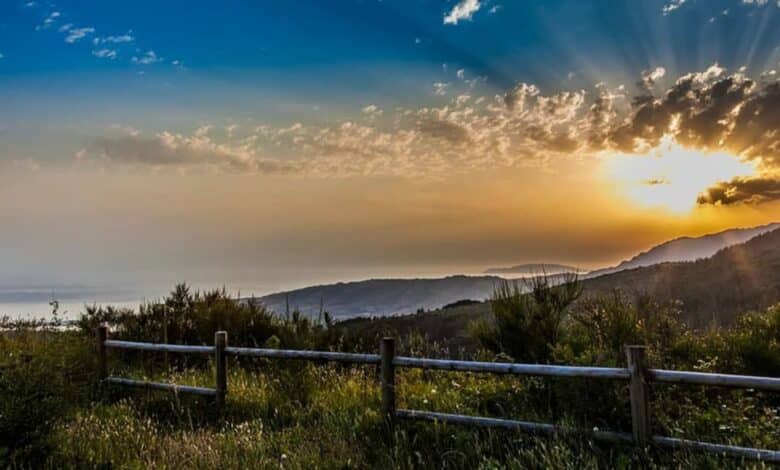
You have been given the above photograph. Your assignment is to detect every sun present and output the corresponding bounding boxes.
[604,137,757,214]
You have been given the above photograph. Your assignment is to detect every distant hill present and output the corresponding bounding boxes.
[584,228,780,327]
[256,275,506,319]
[484,263,584,275]
[586,222,780,278]
[340,228,780,343]
[256,223,779,322]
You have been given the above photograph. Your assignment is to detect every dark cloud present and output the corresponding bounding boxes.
[416,117,471,144]
[603,66,780,204]
[88,133,297,174]
[697,177,780,205]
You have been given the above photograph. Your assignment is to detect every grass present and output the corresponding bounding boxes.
[4,284,780,469]
[37,356,778,469]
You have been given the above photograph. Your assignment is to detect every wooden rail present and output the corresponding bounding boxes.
[105,339,214,354]
[649,369,780,392]
[104,377,217,397]
[224,346,381,364]
[394,356,629,379]
[95,327,780,463]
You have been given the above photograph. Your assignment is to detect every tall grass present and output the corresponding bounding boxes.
[43,360,777,469]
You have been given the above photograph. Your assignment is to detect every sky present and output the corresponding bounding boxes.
[1,0,780,303]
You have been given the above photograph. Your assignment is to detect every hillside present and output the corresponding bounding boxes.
[585,228,780,327]
[257,275,505,319]
[257,224,779,320]
[484,263,583,275]
[341,228,780,340]
[587,222,780,278]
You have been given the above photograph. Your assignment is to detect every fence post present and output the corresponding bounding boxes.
[215,331,228,415]
[96,325,108,381]
[380,337,396,427]
[163,310,169,371]
[626,345,650,446]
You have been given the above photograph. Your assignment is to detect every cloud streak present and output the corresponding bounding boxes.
[444,0,482,25]
[25,4,178,68]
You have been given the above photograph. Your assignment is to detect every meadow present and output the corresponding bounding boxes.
[2,281,779,468]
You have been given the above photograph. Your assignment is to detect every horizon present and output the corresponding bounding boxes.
[2,0,780,316]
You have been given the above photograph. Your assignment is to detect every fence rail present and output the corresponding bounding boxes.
[104,376,217,397]
[224,346,381,364]
[394,356,630,379]
[105,339,214,354]
[95,326,780,463]
[649,369,780,391]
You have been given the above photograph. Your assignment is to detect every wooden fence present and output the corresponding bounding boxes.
[96,326,780,463]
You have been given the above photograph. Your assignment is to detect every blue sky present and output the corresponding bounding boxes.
[1,0,780,296]
[0,0,777,163]
[2,1,778,123]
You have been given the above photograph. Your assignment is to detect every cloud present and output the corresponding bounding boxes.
[639,66,666,90]
[87,133,298,174]
[131,50,162,65]
[362,104,383,121]
[433,82,450,96]
[65,27,95,43]
[93,32,134,45]
[78,65,780,203]
[38,11,60,29]
[0,53,4,60]
[605,65,780,204]
[444,0,482,25]
[697,176,780,204]
[662,0,686,14]
[92,48,117,60]
[25,6,173,70]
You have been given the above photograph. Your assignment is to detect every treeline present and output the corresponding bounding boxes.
[75,278,780,378]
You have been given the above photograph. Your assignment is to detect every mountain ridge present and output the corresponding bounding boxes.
[255,223,780,319]
[483,263,584,275]
[586,222,780,278]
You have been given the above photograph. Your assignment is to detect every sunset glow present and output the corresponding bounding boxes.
[1,0,779,305]
[607,138,758,213]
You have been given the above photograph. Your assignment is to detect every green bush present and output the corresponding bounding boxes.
[471,275,582,363]
[76,284,339,351]
[0,326,94,467]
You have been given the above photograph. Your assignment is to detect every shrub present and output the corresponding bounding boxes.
[471,274,582,363]
[0,326,94,467]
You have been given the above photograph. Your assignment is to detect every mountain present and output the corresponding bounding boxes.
[256,275,506,319]
[584,228,780,327]
[484,263,584,275]
[586,222,780,278]
[257,223,780,322]
[340,228,780,345]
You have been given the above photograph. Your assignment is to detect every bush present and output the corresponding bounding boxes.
[471,274,582,363]
[0,326,94,467]
[76,284,339,351]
